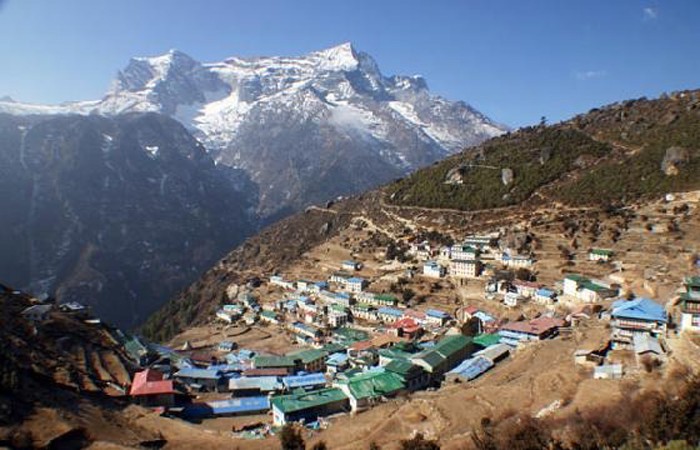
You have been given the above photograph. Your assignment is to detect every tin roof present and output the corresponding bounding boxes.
[229,376,281,392]
[282,372,327,389]
[129,369,175,396]
[611,298,668,323]
[271,387,348,414]
[343,370,404,400]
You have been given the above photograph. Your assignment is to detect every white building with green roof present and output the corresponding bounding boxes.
[271,387,349,426]
[335,370,405,412]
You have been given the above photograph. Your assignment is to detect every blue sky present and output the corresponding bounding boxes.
[0,0,697,127]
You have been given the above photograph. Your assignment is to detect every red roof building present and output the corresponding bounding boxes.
[129,369,178,407]
[388,317,423,339]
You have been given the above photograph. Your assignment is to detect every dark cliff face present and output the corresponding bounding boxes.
[0,112,257,328]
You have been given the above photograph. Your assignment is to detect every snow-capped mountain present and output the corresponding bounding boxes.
[0,43,506,217]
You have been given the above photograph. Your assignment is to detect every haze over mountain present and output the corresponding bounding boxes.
[0,113,257,328]
[0,43,506,219]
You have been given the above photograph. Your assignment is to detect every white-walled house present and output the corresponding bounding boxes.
[423,261,445,278]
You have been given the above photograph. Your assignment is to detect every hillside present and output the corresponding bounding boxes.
[387,90,700,211]
[142,89,700,342]
[0,112,256,328]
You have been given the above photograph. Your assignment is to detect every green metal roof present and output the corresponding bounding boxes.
[374,294,398,304]
[590,248,614,256]
[260,310,277,319]
[287,348,327,364]
[685,276,700,288]
[253,355,295,368]
[411,349,446,369]
[434,334,471,359]
[322,343,346,354]
[333,327,370,342]
[343,371,405,400]
[565,274,589,282]
[474,333,501,348]
[378,347,414,361]
[271,387,348,414]
[384,359,419,377]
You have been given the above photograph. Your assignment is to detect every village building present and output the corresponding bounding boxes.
[21,304,52,323]
[229,376,282,397]
[173,368,225,393]
[328,306,349,328]
[450,244,480,261]
[610,298,668,349]
[402,309,426,323]
[589,248,614,262]
[288,348,327,373]
[499,253,534,268]
[464,234,499,251]
[271,387,349,426]
[217,341,235,353]
[383,359,429,391]
[350,304,377,321]
[563,274,618,302]
[59,302,87,313]
[410,334,475,378]
[342,260,362,271]
[129,369,180,407]
[345,277,367,293]
[445,355,494,383]
[329,271,353,285]
[535,288,557,305]
[243,368,289,378]
[308,281,328,294]
[287,322,322,342]
[355,292,397,307]
[326,352,350,374]
[282,372,327,391]
[388,317,423,339]
[270,275,295,290]
[181,397,270,420]
[296,279,315,293]
[377,307,404,323]
[473,343,510,364]
[425,309,451,326]
[259,310,280,324]
[633,334,665,364]
[498,317,566,346]
[449,259,482,278]
[594,364,623,380]
[512,280,540,298]
[336,370,405,412]
[503,292,523,308]
[252,355,296,374]
[423,261,445,278]
[680,276,700,332]
[319,290,352,307]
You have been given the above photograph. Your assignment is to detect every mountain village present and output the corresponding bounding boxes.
[12,189,699,445]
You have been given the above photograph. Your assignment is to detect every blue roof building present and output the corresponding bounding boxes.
[282,372,327,390]
[445,356,494,383]
[611,298,668,348]
[182,396,270,419]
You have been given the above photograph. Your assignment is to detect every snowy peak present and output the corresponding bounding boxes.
[310,42,360,72]
[112,49,201,93]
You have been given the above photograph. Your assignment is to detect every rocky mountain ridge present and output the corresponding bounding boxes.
[0,43,506,218]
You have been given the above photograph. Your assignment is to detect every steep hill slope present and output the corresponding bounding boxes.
[387,90,700,211]
[142,89,700,342]
[0,113,256,328]
[0,43,505,219]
